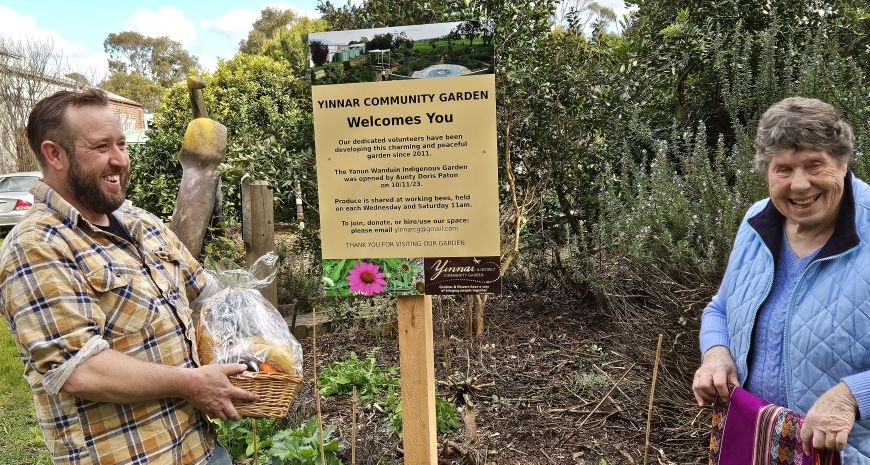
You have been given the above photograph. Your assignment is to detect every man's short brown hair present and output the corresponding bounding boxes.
[26,89,109,167]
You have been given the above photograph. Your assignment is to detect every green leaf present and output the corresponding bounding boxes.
[323,439,339,453]
[298,445,317,459]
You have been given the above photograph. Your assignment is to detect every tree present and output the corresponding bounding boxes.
[553,0,617,34]
[365,33,393,51]
[317,0,471,29]
[449,20,494,45]
[0,36,71,172]
[98,70,165,112]
[104,31,199,88]
[64,72,91,85]
[392,32,413,50]
[309,40,329,66]
[239,7,297,54]
[262,17,331,72]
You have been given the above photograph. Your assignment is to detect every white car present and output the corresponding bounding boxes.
[0,171,41,229]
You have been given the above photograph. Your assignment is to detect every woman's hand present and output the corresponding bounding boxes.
[800,382,857,454]
[692,345,739,405]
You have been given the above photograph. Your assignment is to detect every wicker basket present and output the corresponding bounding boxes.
[229,371,303,418]
[198,326,303,418]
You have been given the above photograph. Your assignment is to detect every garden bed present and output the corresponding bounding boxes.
[284,292,709,465]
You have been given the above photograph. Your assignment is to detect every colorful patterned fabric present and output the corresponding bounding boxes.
[0,181,214,464]
[710,387,841,465]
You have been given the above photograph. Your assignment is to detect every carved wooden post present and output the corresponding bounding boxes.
[168,75,225,258]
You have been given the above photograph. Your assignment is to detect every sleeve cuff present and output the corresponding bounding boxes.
[699,288,729,358]
[841,372,870,421]
[699,325,731,357]
[42,336,109,396]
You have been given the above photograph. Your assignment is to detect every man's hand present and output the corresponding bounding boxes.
[181,364,259,421]
[692,345,739,405]
[800,381,857,455]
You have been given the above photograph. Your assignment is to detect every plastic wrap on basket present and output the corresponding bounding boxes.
[196,252,303,417]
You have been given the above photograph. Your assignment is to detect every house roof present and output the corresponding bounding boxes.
[103,90,140,106]
[0,59,142,108]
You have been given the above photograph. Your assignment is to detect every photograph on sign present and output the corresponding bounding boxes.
[308,21,493,86]
[310,22,500,296]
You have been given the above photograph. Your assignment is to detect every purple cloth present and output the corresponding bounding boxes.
[718,387,773,465]
[711,387,840,465]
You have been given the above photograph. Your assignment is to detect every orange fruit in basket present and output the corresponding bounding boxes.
[260,360,283,373]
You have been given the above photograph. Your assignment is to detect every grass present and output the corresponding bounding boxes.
[0,322,52,465]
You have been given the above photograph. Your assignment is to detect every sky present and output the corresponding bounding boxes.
[0,1,323,80]
[0,1,630,83]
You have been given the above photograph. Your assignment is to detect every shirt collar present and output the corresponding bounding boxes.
[748,171,860,263]
[29,179,138,238]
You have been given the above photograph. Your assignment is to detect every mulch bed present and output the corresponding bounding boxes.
[286,292,711,465]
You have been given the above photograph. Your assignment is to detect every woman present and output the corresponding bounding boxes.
[693,97,869,461]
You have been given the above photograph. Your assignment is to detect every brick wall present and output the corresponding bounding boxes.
[108,100,144,131]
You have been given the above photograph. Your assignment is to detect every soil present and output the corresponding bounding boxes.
[285,292,711,465]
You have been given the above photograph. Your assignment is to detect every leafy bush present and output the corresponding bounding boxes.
[309,40,329,66]
[365,33,393,51]
[214,417,342,465]
[275,239,321,313]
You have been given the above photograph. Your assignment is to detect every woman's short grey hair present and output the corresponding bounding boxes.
[754,96,854,173]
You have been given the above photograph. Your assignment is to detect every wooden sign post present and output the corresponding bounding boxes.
[241,176,278,306]
[397,295,437,464]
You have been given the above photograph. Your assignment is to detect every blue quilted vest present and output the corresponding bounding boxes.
[723,174,870,463]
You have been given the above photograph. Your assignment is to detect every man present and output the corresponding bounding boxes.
[0,89,255,464]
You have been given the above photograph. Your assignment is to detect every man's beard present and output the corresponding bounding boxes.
[66,153,129,215]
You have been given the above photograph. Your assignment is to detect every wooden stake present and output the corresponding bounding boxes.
[252,419,258,465]
[644,334,664,465]
[352,386,358,465]
[437,297,449,371]
[474,295,486,337]
[313,306,327,465]
[397,295,437,465]
[464,295,473,337]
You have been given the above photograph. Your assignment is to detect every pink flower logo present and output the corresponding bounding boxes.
[347,261,387,296]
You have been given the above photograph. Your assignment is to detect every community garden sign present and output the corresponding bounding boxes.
[309,21,498,465]
[310,21,500,297]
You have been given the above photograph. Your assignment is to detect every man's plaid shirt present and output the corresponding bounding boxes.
[0,181,216,464]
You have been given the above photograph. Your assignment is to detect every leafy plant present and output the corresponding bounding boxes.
[213,416,342,465]
[263,417,342,465]
[212,417,280,459]
[318,350,399,400]
[382,388,460,435]
[319,352,460,435]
